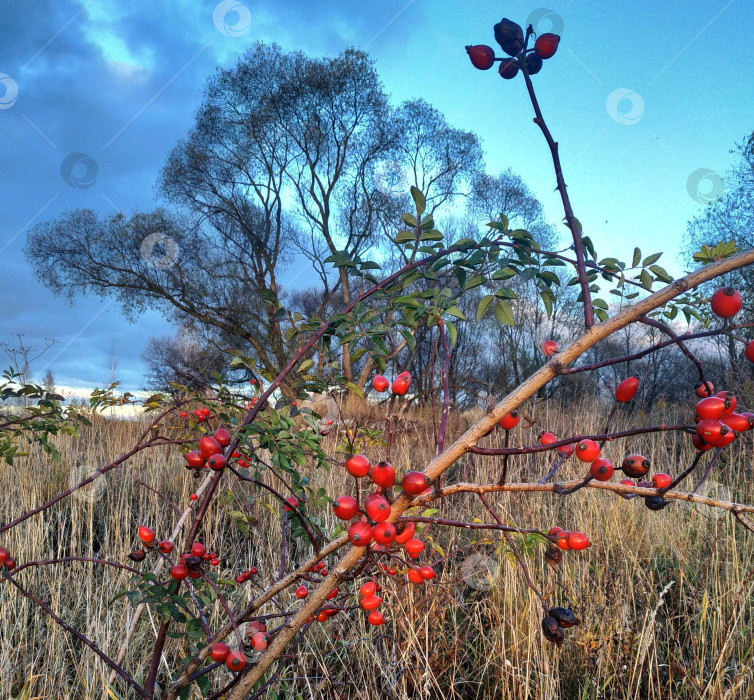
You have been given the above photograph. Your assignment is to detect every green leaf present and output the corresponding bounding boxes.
[418,230,444,241]
[632,247,641,267]
[445,320,458,347]
[344,382,364,399]
[540,288,554,318]
[401,213,418,227]
[463,274,486,291]
[477,294,494,321]
[445,306,466,320]
[640,269,653,289]
[395,230,416,243]
[649,265,673,283]
[298,359,314,374]
[410,186,426,216]
[494,300,515,325]
[642,252,662,266]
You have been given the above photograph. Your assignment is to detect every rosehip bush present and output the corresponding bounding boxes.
[3,14,754,700]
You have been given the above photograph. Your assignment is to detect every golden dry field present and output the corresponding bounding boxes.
[1,396,753,699]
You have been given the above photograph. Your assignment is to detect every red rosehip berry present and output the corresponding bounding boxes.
[372,522,396,546]
[465,44,496,70]
[394,521,416,544]
[402,471,431,495]
[348,521,373,547]
[198,436,222,459]
[622,454,650,478]
[651,473,672,489]
[226,651,247,671]
[365,496,390,522]
[575,439,600,462]
[590,458,614,481]
[710,287,741,318]
[170,564,189,580]
[332,495,359,520]
[372,374,390,392]
[498,409,520,430]
[138,526,155,544]
[540,339,559,356]
[345,454,371,478]
[534,33,560,59]
[210,643,230,662]
[368,610,385,626]
[213,428,231,446]
[158,541,173,554]
[296,585,309,599]
[615,376,639,402]
[371,461,395,489]
[540,431,557,445]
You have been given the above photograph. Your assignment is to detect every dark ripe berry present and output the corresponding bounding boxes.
[213,428,231,446]
[210,643,230,662]
[373,522,396,545]
[371,461,396,489]
[575,439,600,463]
[695,381,714,397]
[348,521,373,547]
[525,52,543,75]
[345,454,371,478]
[394,521,416,544]
[746,341,754,363]
[651,473,673,489]
[184,451,205,469]
[541,615,565,644]
[198,436,222,459]
[365,496,390,522]
[402,471,431,495]
[696,418,728,443]
[590,458,614,481]
[549,607,579,628]
[544,547,562,567]
[696,396,727,420]
[498,58,520,80]
[466,44,496,70]
[645,495,669,511]
[494,18,524,56]
[368,610,385,626]
[622,454,650,478]
[710,287,742,318]
[332,495,359,520]
[498,409,520,430]
[208,453,226,471]
[128,549,146,562]
[226,651,247,671]
[615,376,639,403]
[534,33,560,59]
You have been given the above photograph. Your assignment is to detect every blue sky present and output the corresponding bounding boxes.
[1,0,752,395]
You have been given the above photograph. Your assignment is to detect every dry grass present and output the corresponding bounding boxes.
[1,395,753,699]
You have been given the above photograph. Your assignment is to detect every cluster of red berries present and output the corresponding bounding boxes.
[691,389,753,452]
[0,546,16,572]
[235,566,259,584]
[466,17,560,81]
[131,527,222,577]
[184,429,231,474]
[372,371,411,396]
[179,406,214,422]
